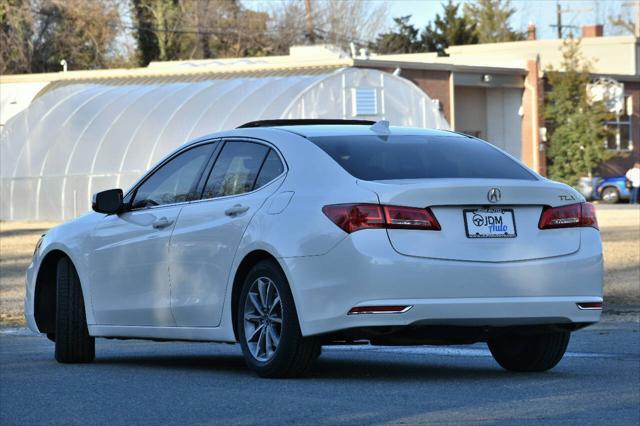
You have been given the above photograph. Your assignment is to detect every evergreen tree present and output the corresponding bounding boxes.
[464,0,525,43]
[131,0,188,65]
[131,0,161,66]
[373,16,422,54]
[420,0,478,55]
[544,37,613,184]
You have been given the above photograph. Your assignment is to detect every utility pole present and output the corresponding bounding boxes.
[636,0,640,37]
[556,2,563,39]
[304,0,315,44]
[551,1,591,38]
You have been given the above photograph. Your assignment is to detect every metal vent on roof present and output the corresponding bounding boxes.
[352,88,378,116]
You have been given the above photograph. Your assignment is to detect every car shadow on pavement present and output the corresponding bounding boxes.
[91,351,573,381]
[94,354,252,375]
[309,358,546,381]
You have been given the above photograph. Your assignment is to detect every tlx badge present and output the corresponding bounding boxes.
[487,188,501,203]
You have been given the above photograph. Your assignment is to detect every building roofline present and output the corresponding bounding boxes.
[445,35,638,53]
[353,58,527,75]
[0,59,353,84]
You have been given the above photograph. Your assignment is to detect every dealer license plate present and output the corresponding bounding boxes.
[463,208,517,238]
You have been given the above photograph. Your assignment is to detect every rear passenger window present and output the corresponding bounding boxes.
[255,150,284,189]
[202,142,268,199]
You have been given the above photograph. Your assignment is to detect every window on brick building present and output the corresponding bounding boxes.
[605,96,633,151]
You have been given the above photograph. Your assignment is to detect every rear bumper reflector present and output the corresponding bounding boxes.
[576,302,603,310]
[348,305,413,315]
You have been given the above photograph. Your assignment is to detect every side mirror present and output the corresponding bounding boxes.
[92,189,123,214]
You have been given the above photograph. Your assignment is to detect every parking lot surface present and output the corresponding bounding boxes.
[1,318,638,425]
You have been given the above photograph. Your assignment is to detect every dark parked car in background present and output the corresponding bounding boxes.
[593,176,631,204]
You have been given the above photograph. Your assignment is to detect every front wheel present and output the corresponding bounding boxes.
[488,331,570,372]
[55,257,95,363]
[237,260,319,378]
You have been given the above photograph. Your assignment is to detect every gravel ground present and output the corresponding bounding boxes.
[595,205,640,305]
[0,221,58,324]
[1,205,638,325]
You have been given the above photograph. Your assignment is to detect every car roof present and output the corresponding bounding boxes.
[271,124,461,138]
[187,122,466,149]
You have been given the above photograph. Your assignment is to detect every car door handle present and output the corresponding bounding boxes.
[225,204,250,217]
[152,217,174,229]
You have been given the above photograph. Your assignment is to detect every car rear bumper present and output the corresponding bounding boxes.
[281,229,603,337]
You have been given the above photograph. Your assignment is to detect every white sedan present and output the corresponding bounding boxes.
[25,120,603,377]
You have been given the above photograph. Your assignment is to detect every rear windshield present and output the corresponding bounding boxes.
[308,134,536,181]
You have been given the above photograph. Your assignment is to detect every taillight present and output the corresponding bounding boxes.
[348,305,412,314]
[538,202,598,230]
[322,204,440,233]
[576,301,602,310]
[383,205,441,230]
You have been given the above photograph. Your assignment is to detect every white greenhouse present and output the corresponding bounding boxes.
[1,67,449,221]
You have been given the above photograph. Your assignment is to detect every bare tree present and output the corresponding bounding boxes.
[266,0,307,55]
[267,0,388,54]
[29,0,127,72]
[0,0,34,74]
[608,3,637,36]
[313,0,388,48]
[132,0,271,62]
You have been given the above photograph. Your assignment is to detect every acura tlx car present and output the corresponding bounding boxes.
[25,119,603,378]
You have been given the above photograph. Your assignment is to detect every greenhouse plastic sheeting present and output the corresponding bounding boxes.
[0,67,449,221]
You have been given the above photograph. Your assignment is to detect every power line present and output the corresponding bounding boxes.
[30,6,374,47]
[550,1,593,38]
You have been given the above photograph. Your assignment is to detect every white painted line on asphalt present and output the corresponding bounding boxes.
[325,345,620,359]
[0,327,38,336]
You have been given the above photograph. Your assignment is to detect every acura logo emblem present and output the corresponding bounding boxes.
[487,188,501,203]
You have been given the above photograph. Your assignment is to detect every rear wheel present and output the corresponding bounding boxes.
[488,331,570,372]
[237,260,319,378]
[54,257,95,363]
[601,186,620,204]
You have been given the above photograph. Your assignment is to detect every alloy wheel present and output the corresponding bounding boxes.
[243,277,283,362]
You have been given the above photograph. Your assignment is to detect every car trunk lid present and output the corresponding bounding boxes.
[358,178,582,262]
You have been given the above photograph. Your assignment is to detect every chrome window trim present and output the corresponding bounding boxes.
[188,173,286,206]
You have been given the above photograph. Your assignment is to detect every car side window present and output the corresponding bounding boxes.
[255,149,284,189]
[202,141,269,199]
[132,143,214,209]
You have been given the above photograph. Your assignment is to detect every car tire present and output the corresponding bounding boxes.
[601,186,620,204]
[54,257,95,363]
[488,331,570,372]
[237,260,319,378]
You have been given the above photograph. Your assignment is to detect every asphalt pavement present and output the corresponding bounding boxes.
[1,318,638,426]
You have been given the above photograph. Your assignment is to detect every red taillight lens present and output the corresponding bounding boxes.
[538,202,598,230]
[323,204,440,233]
[580,202,598,228]
[322,204,384,233]
[383,205,441,230]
